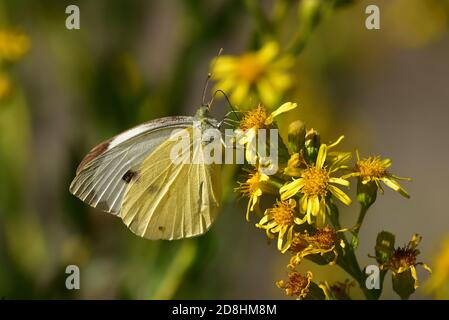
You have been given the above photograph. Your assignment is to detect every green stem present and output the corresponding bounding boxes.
[356,205,369,232]
[151,241,197,299]
[328,201,378,300]
[244,0,275,41]
[288,0,348,56]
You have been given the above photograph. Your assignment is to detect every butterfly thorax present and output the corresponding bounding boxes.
[194,105,218,131]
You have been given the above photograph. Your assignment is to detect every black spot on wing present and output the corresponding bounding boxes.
[122,170,136,183]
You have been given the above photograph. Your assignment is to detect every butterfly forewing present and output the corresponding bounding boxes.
[69,116,193,214]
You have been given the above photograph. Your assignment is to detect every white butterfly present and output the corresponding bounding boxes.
[69,106,222,240]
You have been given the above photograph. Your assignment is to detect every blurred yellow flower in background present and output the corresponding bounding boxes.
[425,236,449,299]
[0,29,30,62]
[212,42,294,108]
[0,72,12,101]
[386,0,449,48]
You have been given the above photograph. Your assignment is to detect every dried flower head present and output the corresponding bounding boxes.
[288,226,341,268]
[276,271,313,299]
[380,234,431,289]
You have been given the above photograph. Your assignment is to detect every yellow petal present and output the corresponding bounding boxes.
[281,226,294,253]
[258,213,270,226]
[265,102,297,124]
[230,82,249,106]
[329,177,350,187]
[311,196,320,216]
[328,135,345,149]
[381,158,392,168]
[257,78,277,107]
[277,226,287,251]
[382,177,410,198]
[316,144,327,169]
[257,41,279,64]
[421,263,432,274]
[266,70,292,91]
[410,265,419,289]
[299,195,308,214]
[280,178,305,200]
[329,185,352,206]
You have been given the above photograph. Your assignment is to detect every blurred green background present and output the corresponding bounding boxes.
[0,0,449,299]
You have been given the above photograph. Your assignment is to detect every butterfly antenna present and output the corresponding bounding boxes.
[202,48,223,108]
[211,89,241,122]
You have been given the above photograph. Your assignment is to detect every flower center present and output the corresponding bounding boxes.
[271,200,295,226]
[389,248,418,270]
[310,226,337,250]
[357,157,386,178]
[301,167,330,197]
[237,53,264,84]
[239,106,268,131]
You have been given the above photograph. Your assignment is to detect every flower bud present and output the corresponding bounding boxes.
[375,231,395,264]
[287,120,306,154]
[303,128,320,164]
[392,269,415,300]
[356,179,378,208]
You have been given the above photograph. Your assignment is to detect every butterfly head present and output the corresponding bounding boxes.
[195,105,211,120]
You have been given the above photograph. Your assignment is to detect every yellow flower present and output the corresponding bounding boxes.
[0,29,30,62]
[0,73,13,101]
[425,236,449,299]
[276,271,313,300]
[380,234,431,289]
[288,226,343,268]
[212,42,293,107]
[343,151,411,198]
[235,169,270,220]
[280,136,352,226]
[256,199,303,253]
[237,102,297,163]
